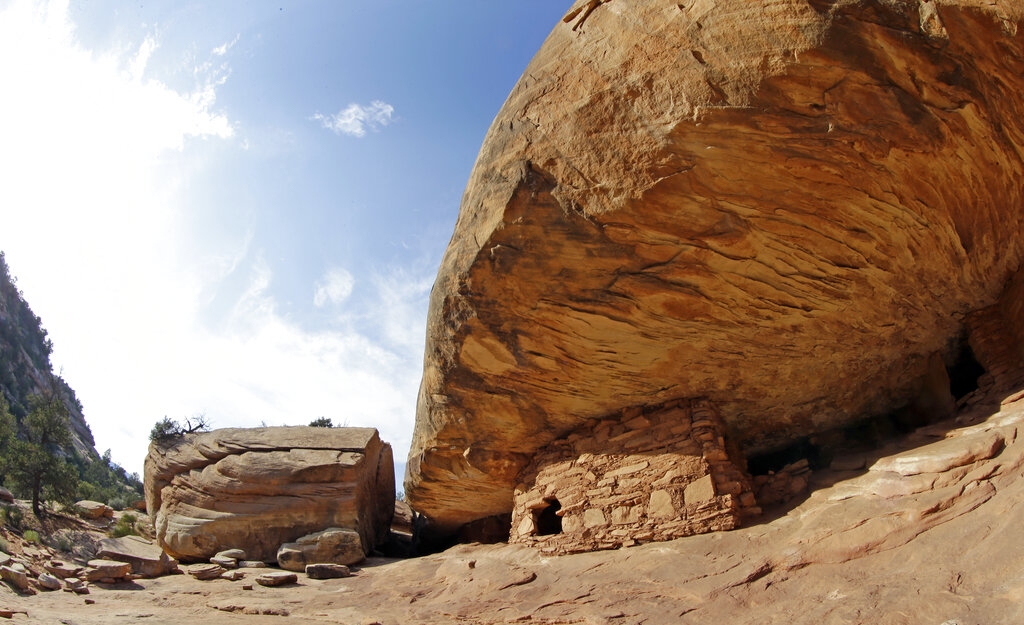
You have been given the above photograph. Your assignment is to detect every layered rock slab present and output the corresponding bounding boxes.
[145,426,394,562]
[406,0,1024,532]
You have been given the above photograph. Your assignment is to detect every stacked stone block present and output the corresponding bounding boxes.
[965,269,1024,401]
[509,399,760,554]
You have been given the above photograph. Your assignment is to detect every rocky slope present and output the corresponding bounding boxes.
[406,0,1024,532]
[0,252,93,455]
[16,390,1024,624]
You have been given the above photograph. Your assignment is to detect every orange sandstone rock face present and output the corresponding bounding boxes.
[406,0,1024,533]
[145,427,394,562]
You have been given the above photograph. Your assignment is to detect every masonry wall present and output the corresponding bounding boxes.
[509,399,760,554]
[966,267,1024,399]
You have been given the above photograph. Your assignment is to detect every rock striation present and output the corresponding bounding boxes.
[145,426,394,562]
[406,0,1024,533]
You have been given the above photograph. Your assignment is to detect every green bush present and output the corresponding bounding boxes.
[309,417,333,427]
[149,417,181,443]
[110,513,139,538]
[150,415,209,444]
[45,533,72,553]
[0,504,24,530]
[72,448,144,507]
[23,529,39,543]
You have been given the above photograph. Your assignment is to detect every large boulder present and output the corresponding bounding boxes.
[75,500,113,520]
[96,535,178,578]
[406,0,1024,533]
[276,527,364,572]
[144,426,394,562]
[84,559,131,582]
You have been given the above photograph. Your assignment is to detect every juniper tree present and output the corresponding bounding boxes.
[0,394,14,485]
[6,393,79,516]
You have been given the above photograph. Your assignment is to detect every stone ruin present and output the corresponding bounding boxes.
[509,399,759,554]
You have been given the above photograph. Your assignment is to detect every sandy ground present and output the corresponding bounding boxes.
[6,397,1024,625]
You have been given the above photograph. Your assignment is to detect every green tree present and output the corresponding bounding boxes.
[0,394,15,484]
[149,414,210,444]
[6,393,79,516]
[308,417,333,427]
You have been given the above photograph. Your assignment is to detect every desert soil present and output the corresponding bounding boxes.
[7,395,1024,625]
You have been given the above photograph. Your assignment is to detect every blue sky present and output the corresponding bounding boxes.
[0,0,571,483]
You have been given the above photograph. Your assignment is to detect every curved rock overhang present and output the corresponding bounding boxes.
[406,0,1024,534]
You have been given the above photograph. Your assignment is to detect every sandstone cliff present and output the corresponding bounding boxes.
[145,426,395,562]
[406,0,1024,532]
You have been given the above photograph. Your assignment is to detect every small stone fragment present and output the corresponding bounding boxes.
[648,490,676,519]
[305,563,351,579]
[187,563,227,580]
[36,572,62,590]
[239,560,268,568]
[684,475,716,504]
[215,549,247,561]
[84,560,131,582]
[45,561,82,579]
[1,565,30,591]
[256,571,298,587]
[210,555,238,569]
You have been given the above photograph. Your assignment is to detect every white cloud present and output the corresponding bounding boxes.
[314,267,355,308]
[0,1,426,480]
[212,34,240,57]
[370,265,433,352]
[313,100,394,137]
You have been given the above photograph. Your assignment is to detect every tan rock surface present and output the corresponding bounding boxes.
[17,394,1024,624]
[83,559,131,582]
[74,500,113,520]
[144,426,395,562]
[276,528,365,572]
[255,571,297,587]
[406,0,1024,531]
[96,535,178,578]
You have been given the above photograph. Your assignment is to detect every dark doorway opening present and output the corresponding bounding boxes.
[747,438,822,475]
[947,339,986,400]
[534,499,562,535]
